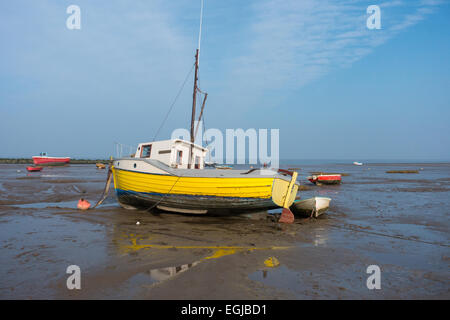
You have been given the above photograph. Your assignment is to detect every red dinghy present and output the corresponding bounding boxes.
[307,174,341,185]
[32,152,70,166]
[26,166,43,172]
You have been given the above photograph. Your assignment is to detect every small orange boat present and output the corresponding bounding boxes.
[26,166,43,172]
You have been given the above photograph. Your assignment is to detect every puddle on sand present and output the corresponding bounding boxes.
[121,249,237,292]
[249,266,303,294]
[248,265,346,298]
[117,234,290,256]
[117,237,291,293]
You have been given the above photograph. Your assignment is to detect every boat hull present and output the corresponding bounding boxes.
[32,156,70,166]
[290,197,331,218]
[111,163,298,214]
[307,174,341,185]
[26,166,43,172]
[115,189,278,213]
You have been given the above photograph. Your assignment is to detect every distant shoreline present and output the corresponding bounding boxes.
[0,158,448,166]
[0,158,109,164]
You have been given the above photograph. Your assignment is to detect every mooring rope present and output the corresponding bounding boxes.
[323,221,450,248]
[147,175,183,212]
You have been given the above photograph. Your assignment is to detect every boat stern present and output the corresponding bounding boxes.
[271,177,299,208]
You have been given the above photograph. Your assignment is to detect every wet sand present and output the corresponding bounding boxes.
[0,163,449,299]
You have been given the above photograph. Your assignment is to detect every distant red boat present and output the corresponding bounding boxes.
[307,174,341,185]
[32,152,70,166]
[26,166,43,172]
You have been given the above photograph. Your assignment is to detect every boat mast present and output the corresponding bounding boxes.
[189,50,199,169]
[189,0,204,169]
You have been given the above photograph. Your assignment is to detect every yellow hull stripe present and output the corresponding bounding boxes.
[112,166,275,199]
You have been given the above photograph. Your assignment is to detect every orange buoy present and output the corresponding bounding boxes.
[96,163,106,169]
[77,198,91,210]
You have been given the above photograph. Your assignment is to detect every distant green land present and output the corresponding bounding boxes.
[0,158,109,164]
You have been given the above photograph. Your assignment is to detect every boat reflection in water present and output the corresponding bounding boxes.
[114,232,291,287]
[146,261,201,283]
[123,260,202,289]
[313,227,329,247]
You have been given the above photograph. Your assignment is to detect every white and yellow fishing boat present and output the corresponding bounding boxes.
[102,2,299,216]
[110,139,298,214]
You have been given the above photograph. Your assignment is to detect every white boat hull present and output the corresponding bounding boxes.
[290,197,331,218]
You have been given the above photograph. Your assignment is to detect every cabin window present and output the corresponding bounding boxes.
[195,156,200,169]
[176,150,183,165]
[140,145,152,158]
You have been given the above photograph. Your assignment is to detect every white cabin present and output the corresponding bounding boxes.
[133,139,208,169]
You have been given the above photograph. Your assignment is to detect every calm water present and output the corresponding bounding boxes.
[0,162,448,299]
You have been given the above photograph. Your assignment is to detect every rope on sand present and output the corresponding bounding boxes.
[324,222,450,248]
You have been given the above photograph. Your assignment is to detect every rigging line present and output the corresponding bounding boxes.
[152,63,195,142]
[197,87,206,95]
[202,117,208,144]
[194,92,208,140]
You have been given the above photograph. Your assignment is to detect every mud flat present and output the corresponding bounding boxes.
[386,170,420,174]
[0,163,449,299]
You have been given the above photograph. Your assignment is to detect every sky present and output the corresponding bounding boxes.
[0,0,449,161]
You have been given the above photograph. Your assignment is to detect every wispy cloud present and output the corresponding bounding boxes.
[225,0,445,94]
